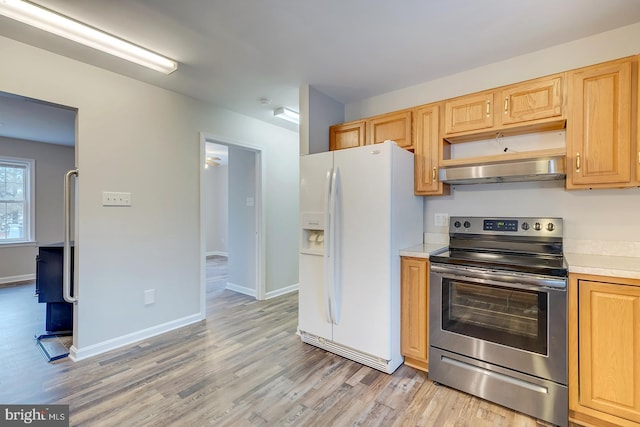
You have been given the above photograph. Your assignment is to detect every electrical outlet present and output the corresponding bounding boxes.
[434,213,449,227]
[144,289,155,305]
[102,191,132,206]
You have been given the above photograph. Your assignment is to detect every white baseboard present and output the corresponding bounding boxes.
[206,251,228,257]
[265,283,299,299]
[0,273,36,285]
[69,312,204,361]
[225,281,256,297]
[225,282,298,299]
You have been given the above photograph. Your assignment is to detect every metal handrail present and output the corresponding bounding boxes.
[63,168,78,304]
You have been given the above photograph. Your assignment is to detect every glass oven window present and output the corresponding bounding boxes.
[442,279,548,355]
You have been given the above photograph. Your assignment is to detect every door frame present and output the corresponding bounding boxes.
[199,132,266,315]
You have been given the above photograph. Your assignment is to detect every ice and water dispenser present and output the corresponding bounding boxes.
[300,213,324,254]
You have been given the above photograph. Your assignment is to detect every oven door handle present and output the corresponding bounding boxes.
[430,263,567,290]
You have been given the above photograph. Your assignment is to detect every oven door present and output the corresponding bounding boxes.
[429,262,567,384]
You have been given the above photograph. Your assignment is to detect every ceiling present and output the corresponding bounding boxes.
[1,0,640,144]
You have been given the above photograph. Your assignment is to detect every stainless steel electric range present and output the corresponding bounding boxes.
[429,216,568,427]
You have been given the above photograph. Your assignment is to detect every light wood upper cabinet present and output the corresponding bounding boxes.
[414,103,449,196]
[327,56,637,193]
[569,274,640,427]
[443,74,566,141]
[329,120,366,151]
[444,91,495,135]
[367,110,412,149]
[567,57,635,189]
[499,75,564,125]
[401,257,429,372]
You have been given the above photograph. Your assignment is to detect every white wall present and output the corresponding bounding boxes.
[204,132,300,298]
[204,164,228,256]
[344,22,640,244]
[303,85,345,155]
[423,182,640,242]
[264,139,299,295]
[0,137,75,283]
[0,34,299,359]
[227,147,256,294]
[346,23,640,120]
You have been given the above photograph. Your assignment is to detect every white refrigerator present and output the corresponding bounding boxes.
[298,141,423,374]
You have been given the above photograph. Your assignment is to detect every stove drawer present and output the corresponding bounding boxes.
[429,347,568,427]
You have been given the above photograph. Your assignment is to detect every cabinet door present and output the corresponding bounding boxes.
[401,257,429,370]
[367,110,412,149]
[500,74,564,125]
[444,92,494,135]
[567,58,633,188]
[637,56,640,185]
[329,121,365,151]
[579,280,640,423]
[414,104,448,195]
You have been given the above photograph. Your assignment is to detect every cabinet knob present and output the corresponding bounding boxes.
[504,97,509,114]
[432,167,437,181]
[576,152,581,172]
[486,100,491,117]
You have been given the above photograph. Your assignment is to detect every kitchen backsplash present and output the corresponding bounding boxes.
[564,240,640,257]
[423,232,448,245]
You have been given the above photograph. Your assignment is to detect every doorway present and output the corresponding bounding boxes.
[0,90,78,361]
[199,133,265,317]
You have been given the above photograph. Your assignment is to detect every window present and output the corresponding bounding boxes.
[0,157,34,244]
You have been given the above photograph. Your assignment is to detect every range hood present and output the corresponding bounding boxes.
[439,155,566,184]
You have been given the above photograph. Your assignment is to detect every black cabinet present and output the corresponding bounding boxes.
[36,244,74,332]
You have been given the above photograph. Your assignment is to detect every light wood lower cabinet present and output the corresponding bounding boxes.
[400,257,429,372]
[569,273,640,427]
[637,54,640,185]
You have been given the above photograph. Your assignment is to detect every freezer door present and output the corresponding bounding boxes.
[331,144,394,359]
[298,151,334,340]
[299,151,333,216]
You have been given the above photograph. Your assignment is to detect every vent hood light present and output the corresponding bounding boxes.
[439,156,566,184]
[274,107,299,124]
[0,0,178,74]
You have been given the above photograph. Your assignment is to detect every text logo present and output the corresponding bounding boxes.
[1,405,68,426]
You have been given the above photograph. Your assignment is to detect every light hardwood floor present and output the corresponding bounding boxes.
[0,256,560,426]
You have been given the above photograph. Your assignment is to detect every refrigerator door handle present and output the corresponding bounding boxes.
[63,168,78,304]
[323,167,335,324]
[331,168,341,325]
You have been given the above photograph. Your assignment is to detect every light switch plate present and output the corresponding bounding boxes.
[103,191,132,206]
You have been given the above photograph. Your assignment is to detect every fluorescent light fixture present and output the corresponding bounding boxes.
[274,107,299,124]
[0,0,178,74]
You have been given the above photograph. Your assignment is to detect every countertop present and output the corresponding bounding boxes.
[564,252,640,280]
[399,244,448,259]
[400,241,640,281]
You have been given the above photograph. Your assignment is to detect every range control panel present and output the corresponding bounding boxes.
[450,216,563,238]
